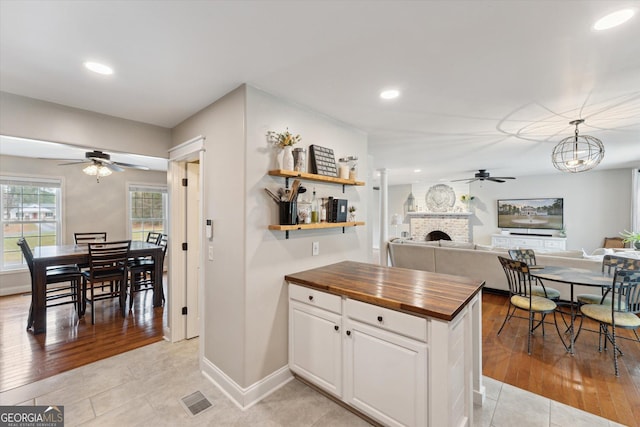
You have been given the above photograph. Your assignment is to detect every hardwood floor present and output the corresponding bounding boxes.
[0,286,165,393]
[483,292,640,427]
[1,287,638,426]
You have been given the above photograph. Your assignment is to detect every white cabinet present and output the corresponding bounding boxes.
[288,285,343,398]
[491,233,566,251]
[289,284,474,427]
[344,300,427,427]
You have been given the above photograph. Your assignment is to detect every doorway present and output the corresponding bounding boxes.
[167,137,204,342]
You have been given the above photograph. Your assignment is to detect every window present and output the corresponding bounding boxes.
[129,184,167,242]
[1,177,62,270]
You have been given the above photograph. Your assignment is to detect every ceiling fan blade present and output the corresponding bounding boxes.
[487,178,506,183]
[492,176,516,180]
[113,161,150,170]
[451,178,477,183]
[57,160,89,165]
[103,162,124,172]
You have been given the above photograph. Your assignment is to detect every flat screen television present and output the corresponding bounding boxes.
[497,198,563,230]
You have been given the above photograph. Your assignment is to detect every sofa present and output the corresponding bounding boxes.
[387,239,605,301]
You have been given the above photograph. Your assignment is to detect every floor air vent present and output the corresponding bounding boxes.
[180,390,213,417]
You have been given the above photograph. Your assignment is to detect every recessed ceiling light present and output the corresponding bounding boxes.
[414,169,421,173]
[380,89,400,100]
[84,61,114,75]
[593,9,635,31]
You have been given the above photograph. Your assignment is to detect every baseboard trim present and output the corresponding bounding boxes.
[474,385,486,405]
[0,285,30,297]
[201,357,293,410]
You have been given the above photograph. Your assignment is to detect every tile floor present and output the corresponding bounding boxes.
[0,338,626,427]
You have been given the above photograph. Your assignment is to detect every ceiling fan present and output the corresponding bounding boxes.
[451,169,516,183]
[59,150,149,171]
[58,150,149,182]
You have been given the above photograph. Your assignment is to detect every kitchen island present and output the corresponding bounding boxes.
[285,260,484,427]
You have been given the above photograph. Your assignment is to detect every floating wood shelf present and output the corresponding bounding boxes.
[268,169,365,187]
[269,221,365,238]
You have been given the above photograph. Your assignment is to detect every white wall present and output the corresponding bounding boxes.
[171,84,370,396]
[0,154,167,295]
[388,184,412,238]
[471,169,633,252]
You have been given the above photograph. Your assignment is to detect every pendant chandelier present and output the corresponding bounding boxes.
[551,119,604,173]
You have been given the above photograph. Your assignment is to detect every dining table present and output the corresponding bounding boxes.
[529,265,613,354]
[29,241,165,334]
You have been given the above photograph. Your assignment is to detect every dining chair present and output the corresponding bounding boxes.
[603,237,625,249]
[128,234,167,310]
[74,232,107,245]
[577,255,640,306]
[579,268,640,376]
[497,256,558,355]
[82,240,131,324]
[508,249,561,300]
[145,231,163,245]
[74,232,108,270]
[17,238,83,329]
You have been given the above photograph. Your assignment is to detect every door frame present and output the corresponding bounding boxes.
[167,136,205,342]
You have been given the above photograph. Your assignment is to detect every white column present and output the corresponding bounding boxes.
[379,169,388,265]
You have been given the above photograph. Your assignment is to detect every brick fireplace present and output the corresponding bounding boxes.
[408,212,472,242]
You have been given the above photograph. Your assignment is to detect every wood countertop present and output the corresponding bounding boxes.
[285,261,484,321]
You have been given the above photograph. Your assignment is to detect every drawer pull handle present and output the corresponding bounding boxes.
[334,325,339,331]
[346,330,351,336]
[377,316,383,322]
[308,295,314,301]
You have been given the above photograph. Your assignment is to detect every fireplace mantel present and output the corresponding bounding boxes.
[407,212,472,218]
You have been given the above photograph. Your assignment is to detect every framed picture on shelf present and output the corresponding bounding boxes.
[309,145,338,177]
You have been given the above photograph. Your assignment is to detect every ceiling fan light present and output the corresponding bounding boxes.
[82,164,98,176]
[97,165,112,177]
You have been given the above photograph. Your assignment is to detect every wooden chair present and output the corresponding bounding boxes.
[508,249,561,300]
[580,269,640,376]
[82,240,130,324]
[497,256,558,355]
[74,232,108,270]
[603,237,625,249]
[74,232,107,245]
[128,234,167,310]
[17,238,82,329]
[145,231,163,245]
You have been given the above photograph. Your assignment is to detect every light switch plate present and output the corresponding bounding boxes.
[312,241,319,256]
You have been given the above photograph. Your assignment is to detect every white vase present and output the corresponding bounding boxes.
[282,146,294,171]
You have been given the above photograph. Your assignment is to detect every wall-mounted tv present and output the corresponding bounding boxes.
[497,198,563,230]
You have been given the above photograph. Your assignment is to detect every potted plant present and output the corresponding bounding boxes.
[267,128,301,171]
[620,230,640,249]
[348,206,357,222]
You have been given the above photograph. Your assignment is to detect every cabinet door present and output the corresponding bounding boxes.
[289,300,342,397]
[344,319,427,427]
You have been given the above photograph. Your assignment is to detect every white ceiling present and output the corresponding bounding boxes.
[1,0,639,184]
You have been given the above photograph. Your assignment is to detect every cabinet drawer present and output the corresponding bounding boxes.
[512,238,543,248]
[345,299,427,342]
[491,237,509,248]
[544,240,565,249]
[289,283,342,314]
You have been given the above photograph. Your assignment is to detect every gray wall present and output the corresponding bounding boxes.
[171,84,370,390]
[0,91,171,158]
[386,168,633,252]
[470,169,633,252]
[0,154,167,295]
[0,92,171,295]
